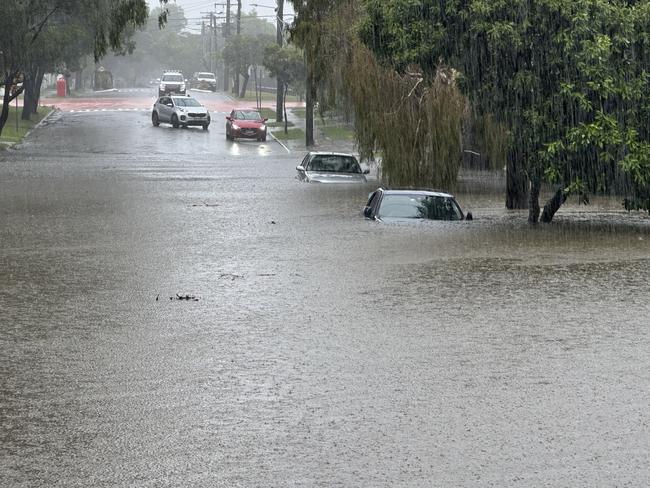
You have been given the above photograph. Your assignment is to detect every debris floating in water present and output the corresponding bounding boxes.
[219,273,244,280]
[170,294,199,301]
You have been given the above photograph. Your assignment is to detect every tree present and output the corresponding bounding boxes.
[0,0,169,137]
[290,0,650,221]
[289,0,354,147]
[102,4,202,87]
[359,0,650,221]
[263,44,306,133]
[223,34,275,98]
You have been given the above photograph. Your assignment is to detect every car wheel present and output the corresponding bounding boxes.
[152,112,159,127]
[262,133,267,142]
[171,114,179,129]
[203,124,209,131]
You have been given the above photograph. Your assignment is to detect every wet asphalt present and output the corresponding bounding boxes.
[1,95,650,487]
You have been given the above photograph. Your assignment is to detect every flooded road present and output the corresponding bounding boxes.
[1,104,650,487]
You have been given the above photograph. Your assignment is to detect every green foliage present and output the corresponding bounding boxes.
[290,0,464,188]
[103,4,202,85]
[263,44,306,95]
[224,34,275,77]
[359,0,650,215]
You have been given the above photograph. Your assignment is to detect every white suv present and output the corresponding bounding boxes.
[158,71,186,97]
[152,95,210,130]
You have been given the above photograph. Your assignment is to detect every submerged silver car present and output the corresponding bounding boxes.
[296,152,369,183]
[363,188,473,222]
[151,95,210,130]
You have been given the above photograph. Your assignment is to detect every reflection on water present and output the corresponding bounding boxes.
[1,115,650,486]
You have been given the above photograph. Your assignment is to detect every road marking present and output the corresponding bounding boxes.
[270,132,291,154]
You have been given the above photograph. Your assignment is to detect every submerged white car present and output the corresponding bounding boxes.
[151,95,210,130]
[296,152,369,183]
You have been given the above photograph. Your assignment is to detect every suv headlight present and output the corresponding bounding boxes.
[180,83,186,90]
[159,83,165,90]
[232,124,240,130]
[259,124,266,131]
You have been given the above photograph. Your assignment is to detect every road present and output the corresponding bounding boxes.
[1,91,650,487]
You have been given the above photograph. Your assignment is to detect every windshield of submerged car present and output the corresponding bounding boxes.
[307,155,361,173]
[198,73,215,79]
[234,110,263,120]
[173,98,202,107]
[378,194,463,220]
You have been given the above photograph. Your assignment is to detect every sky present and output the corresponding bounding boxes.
[158,0,295,33]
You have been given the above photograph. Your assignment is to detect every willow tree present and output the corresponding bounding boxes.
[290,0,466,188]
[361,0,650,222]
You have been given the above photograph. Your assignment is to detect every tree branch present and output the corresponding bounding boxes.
[29,7,60,45]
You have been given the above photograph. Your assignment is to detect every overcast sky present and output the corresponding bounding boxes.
[159,0,295,33]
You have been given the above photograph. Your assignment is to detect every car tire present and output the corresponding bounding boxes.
[203,124,209,131]
[262,134,267,142]
[171,114,179,129]
[152,112,159,127]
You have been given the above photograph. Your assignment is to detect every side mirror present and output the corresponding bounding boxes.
[363,169,370,175]
[263,117,269,122]
[226,116,232,121]
[296,165,305,172]
[363,207,372,218]
[465,211,473,221]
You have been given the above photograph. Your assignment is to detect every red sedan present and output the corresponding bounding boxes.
[225,109,268,142]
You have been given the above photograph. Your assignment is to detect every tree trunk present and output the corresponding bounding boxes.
[22,67,40,121]
[32,70,45,114]
[540,188,567,223]
[283,83,288,134]
[0,80,11,138]
[0,72,23,138]
[239,72,249,98]
[528,175,541,223]
[506,152,529,209]
[21,75,34,121]
[305,73,315,146]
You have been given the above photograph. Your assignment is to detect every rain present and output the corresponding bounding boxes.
[1,1,650,486]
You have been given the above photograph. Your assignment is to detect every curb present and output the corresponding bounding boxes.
[21,107,58,140]
[0,107,58,149]
[269,131,291,154]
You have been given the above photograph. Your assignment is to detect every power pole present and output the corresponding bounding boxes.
[234,0,242,96]
[223,0,231,91]
[276,0,284,122]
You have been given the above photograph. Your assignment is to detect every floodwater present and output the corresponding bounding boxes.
[1,107,649,487]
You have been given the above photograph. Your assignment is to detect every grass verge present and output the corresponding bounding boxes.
[239,91,300,103]
[271,128,305,141]
[320,125,355,141]
[0,105,53,145]
[291,107,306,119]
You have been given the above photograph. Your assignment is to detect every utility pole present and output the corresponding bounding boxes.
[276,0,284,122]
[223,0,231,91]
[233,0,242,96]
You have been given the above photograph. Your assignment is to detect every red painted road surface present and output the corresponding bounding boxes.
[39,94,303,113]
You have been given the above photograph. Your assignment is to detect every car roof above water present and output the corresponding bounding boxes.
[308,151,357,157]
[379,189,456,198]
